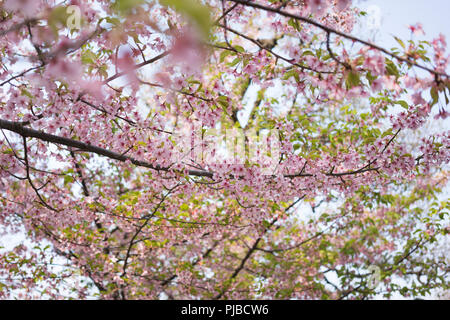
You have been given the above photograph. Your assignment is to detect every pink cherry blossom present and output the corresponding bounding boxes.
[0,0,447,301]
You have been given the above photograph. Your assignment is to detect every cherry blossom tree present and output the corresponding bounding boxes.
[0,0,448,299]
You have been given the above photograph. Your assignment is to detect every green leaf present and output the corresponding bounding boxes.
[48,6,70,36]
[234,45,245,53]
[112,0,145,14]
[393,36,405,49]
[346,71,360,88]
[262,220,271,229]
[282,70,300,83]
[81,50,97,65]
[385,59,399,77]
[396,100,409,109]
[430,87,439,106]
[104,17,121,26]
[180,203,189,211]
[366,71,376,84]
[160,0,211,38]
[217,95,228,107]
[219,50,234,63]
[228,57,241,67]
[64,176,74,186]
[288,18,300,31]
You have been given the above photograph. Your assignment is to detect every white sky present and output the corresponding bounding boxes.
[359,0,450,48]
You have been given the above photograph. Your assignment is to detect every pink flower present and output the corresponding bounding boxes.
[434,108,449,119]
[408,23,425,36]
[336,0,351,11]
[80,80,104,101]
[374,139,384,150]
[115,50,135,72]
[154,72,172,88]
[305,0,329,16]
[411,92,426,105]
[371,78,383,92]
[383,76,400,92]
[4,0,40,17]
[364,54,385,75]
[173,77,186,90]
[45,58,82,84]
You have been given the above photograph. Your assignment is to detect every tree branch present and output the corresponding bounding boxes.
[228,0,449,79]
